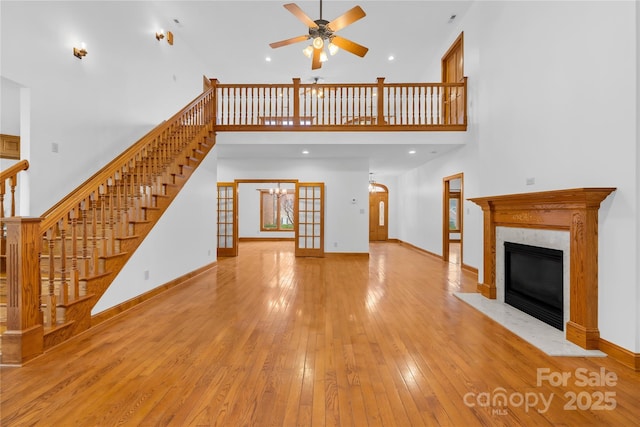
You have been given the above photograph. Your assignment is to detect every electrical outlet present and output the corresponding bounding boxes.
[144,270,149,280]
[51,142,59,153]
[526,177,535,186]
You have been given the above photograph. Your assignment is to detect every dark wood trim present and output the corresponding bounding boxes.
[469,187,616,350]
[239,237,294,242]
[91,262,217,327]
[213,124,468,132]
[461,263,478,275]
[599,338,640,372]
[0,133,21,159]
[441,32,464,83]
[396,239,443,260]
[325,252,369,258]
[442,173,464,264]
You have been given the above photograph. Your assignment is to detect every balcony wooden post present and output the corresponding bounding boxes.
[209,78,219,127]
[2,217,44,365]
[463,77,468,126]
[292,78,301,125]
[376,77,385,125]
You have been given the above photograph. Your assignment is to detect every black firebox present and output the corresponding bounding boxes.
[504,242,564,330]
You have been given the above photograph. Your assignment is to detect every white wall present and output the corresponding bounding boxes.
[1,1,208,215]
[396,1,639,352]
[0,77,21,135]
[217,151,369,254]
[636,0,640,355]
[93,150,218,314]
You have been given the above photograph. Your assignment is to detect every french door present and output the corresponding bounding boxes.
[217,182,238,257]
[295,182,324,257]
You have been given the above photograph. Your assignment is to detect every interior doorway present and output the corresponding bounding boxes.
[369,183,388,241]
[442,173,463,264]
[217,179,325,258]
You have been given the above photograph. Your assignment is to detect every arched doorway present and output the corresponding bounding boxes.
[369,183,388,241]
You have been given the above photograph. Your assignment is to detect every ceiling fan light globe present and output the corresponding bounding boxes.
[328,42,339,56]
[319,51,328,62]
[312,37,324,49]
[303,45,314,58]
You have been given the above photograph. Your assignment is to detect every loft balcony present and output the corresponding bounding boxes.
[211,77,467,132]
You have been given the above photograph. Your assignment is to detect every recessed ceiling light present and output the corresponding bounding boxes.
[302,150,309,154]
[265,56,272,62]
[409,150,416,154]
[388,55,395,61]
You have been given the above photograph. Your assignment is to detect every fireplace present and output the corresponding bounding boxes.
[504,242,563,330]
[469,187,616,349]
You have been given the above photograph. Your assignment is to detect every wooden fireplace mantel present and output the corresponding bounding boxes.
[468,187,616,349]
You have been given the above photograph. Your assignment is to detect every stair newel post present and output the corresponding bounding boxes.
[45,226,56,327]
[2,217,44,365]
[69,207,79,300]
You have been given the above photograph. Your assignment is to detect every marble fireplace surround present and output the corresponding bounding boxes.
[469,188,616,350]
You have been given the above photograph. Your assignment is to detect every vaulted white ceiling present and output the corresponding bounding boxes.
[2,1,474,176]
[151,1,474,176]
[152,1,473,84]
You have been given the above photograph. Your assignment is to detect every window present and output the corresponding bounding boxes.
[260,190,295,231]
[449,191,461,231]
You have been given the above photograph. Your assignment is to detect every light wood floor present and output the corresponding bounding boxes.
[1,241,639,426]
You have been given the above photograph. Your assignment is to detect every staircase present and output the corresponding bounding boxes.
[1,84,216,363]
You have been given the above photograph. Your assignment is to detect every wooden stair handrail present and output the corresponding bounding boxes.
[1,159,29,181]
[40,89,214,230]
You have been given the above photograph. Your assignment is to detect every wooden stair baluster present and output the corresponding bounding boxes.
[57,218,68,323]
[107,177,115,256]
[116,169,127,240]
[91,191,99,275]
[44,227,56,327]
[99,184,107,257]
[80,198,89,278]
[69,208,79,300]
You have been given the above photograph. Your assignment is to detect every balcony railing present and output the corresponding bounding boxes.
[211,77,467,132]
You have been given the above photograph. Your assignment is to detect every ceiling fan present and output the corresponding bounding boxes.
[269,0,369,70]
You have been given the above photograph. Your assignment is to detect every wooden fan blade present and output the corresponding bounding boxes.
[327,6,366,32]
[270,35,309,49]
[284,3,318,29]
[331,36,369,57]
[312,47,322,70]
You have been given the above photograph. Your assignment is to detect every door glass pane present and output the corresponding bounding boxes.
[449,198,459,230]
[379,201,385,226]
